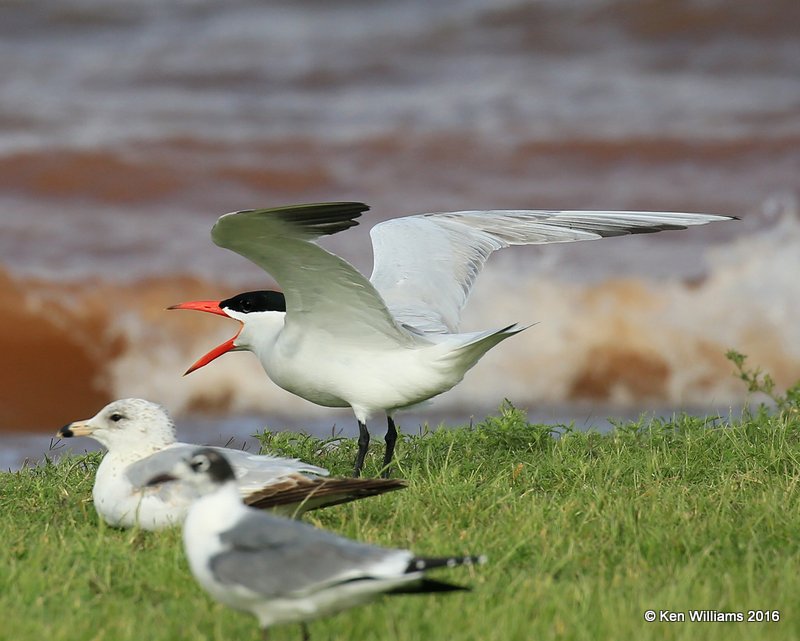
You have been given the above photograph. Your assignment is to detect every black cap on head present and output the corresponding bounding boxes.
[190,448,236,483]
[220,290,286,314]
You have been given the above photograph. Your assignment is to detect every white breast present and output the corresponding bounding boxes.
[92,454,188,530]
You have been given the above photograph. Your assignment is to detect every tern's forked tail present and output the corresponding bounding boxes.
[442,323,531,372]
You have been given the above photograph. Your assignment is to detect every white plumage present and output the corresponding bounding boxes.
[172,203,735,475]
[58,398,404,529]
[150,448,483,636]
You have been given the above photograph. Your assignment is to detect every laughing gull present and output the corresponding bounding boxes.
[57,398,404,530]
[148,448,484,639]
[170,202,735,476]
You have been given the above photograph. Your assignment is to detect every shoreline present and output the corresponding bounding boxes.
[2,403,739,472]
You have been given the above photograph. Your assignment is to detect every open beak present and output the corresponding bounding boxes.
[169,299,242,376]
[183,334,240,375]
[57,421,94,438]
[167,300,229,317]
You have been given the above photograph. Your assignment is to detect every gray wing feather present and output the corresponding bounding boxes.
[125,444,329,495]
[211,512,408,597]
[207,446,329,495]
[124,446,206,505]
[212,203,413,346]
[369,210,733,333]
[125,447,194,487]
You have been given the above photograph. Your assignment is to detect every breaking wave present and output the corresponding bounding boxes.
[4,204,798,431]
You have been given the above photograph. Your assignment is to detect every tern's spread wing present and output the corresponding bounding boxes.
[369,210,734,333]
[212,203,414,345]
[210,511,410,598]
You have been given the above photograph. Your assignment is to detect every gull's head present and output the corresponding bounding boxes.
[145,448,235,494]
[168,290,286,375]
[57,398,177,453]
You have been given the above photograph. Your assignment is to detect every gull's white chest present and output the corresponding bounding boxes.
[92,453,188,530]
[92,455,142,527]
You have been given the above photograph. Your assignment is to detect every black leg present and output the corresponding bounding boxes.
[353,421,370,477]
[300,623,310,641]
[261,627,270,641]
[382,416,398,478]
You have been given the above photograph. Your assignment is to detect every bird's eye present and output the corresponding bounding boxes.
[241,299,252,312]
[190,456,211,472]
[109,413,124,423]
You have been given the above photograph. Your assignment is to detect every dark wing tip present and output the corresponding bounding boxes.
[405,554,486,573]
[244,475,406,511]
[267,202,368,236]
[588,223,690,238]
[623,223,689,235]
[213,202,369,244]
[386,578,471,595]
[606,216,739,235]
[350,477,408,493]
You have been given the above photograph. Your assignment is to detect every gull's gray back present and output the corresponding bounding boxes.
[210,511,407,598]
[125,444,328,495]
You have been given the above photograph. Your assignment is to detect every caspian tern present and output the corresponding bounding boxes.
[57,398,404,530]
[170,202,735,476]
[146,448,484,638]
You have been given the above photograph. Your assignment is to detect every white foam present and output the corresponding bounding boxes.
[102,201,800,417]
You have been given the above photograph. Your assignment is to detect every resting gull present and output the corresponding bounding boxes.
[147,448,484,639]
[57,398,404,530]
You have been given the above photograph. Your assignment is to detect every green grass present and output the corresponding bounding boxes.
[2,404,800,641]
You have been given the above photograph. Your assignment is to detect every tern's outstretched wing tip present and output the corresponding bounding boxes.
[213,202,369,246]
